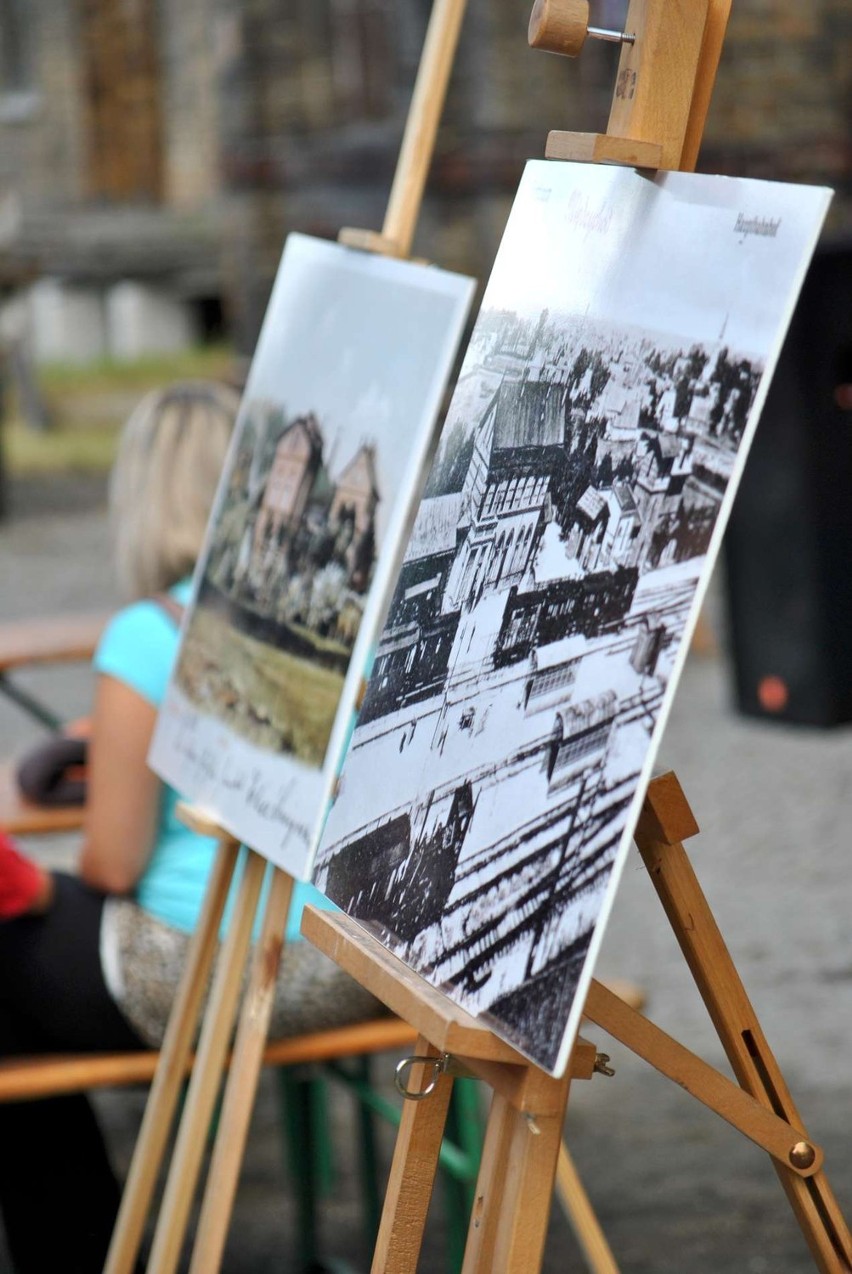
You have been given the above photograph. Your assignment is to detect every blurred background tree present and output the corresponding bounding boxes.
[0,0,848,366]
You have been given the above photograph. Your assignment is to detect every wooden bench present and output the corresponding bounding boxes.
[0,610,631,1269]
[0,780,451,1266]
[0,1017,419,1104]
[0,748,479,1270]
[0,609,108,728]
[0,764,420,1110]
[0,611,109,672]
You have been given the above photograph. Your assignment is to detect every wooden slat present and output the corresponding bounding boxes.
[105,839,242,1274]
[189,871,312,1274]
[555,1143,619,1274]
[463,1077,571,1274]
[303,907,533,1066]
[0,1016,419,1103]
[0,612,109,672]
[633,779,852,1269]
[371,1038,453,1274]
[584,980,823,1176]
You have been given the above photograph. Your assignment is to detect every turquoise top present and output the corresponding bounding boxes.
[93,579,334,941]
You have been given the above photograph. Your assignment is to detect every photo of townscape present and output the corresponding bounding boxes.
[314,163,830,1075]
[151,233,473,875]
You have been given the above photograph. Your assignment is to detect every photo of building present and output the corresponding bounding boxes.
[314,162,830,1075]
[150,232,473,875]
[175,403,381,769]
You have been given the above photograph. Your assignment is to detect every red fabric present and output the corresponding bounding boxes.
[0,832,45,919]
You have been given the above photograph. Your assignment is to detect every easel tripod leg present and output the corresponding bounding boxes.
[462,1078,571,1274]
[556,1141,619,1274]
[636,773,852,1272]
[104,837,241,1274]
[188,865,295,1273]
[144,848,268,1274]
[371,1038,454,1274]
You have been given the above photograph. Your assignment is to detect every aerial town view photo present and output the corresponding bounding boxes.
[315,163,827,1073]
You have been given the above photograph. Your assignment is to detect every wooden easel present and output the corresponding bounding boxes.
[297,2,852,1271]
[104,3,475,1273]
[302,771,852,1272]
[103,2,852,1272]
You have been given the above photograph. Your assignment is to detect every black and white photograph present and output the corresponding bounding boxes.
[150,233,474,877]
[314,162,831,1075]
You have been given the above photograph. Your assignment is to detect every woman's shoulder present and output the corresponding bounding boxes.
[96,597,177,659]
[93,583,189,707]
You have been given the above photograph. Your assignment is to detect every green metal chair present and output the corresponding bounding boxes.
[278,1061,484,1273]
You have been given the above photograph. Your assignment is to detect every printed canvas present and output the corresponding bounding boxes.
[314,163,831,1076]
[150,233,474,876]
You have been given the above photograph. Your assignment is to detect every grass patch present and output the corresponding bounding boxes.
[3,345,237,475]
[2,419,120,474]
[176,604,345,769]
[36,345,236,394]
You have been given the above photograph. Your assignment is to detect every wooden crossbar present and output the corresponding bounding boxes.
[0,1016,419,1104]
[0,609,107,727]
[0,612,108,673]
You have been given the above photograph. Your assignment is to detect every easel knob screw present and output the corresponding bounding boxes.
[789,1142,817,1171]
[529,0,634,59]
[594,1052,616,1077]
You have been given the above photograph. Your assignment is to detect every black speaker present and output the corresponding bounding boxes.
[724,240,852,726]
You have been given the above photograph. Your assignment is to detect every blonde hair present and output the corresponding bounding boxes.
[110,380,240,600]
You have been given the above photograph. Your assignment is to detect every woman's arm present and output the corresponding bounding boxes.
[78,673,161,895]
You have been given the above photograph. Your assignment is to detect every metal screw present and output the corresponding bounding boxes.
[588,25,636,44]
[789,1141,816,1170]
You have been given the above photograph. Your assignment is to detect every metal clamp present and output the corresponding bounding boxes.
[394,1053,471,1100]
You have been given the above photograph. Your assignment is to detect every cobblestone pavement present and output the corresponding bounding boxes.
[1,472,851,1273]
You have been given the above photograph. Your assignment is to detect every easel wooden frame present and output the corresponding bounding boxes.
[300,1,852,1271]
[104,3,476,1273]
[302,771,852,1272]
[103,1,852,1271]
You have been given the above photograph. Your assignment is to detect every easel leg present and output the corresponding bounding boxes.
[463,1077,571,1274]
[556,1142,619,1274]
[637,773,852,1272]
[188,866,294,1274]
[144,848,268,1274]
[372,1038,454,1274]
[104,836,240,1274]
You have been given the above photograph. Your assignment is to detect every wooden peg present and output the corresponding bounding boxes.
[534,0,733,174]
[339,0,468,261]
[528,0,590,59]
[338,228,406,259]
[634,771,700,848]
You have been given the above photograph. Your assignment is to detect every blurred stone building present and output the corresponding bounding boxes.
[0,0,849,360]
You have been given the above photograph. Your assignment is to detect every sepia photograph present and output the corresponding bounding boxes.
[150,233,473,875]
[177,403,383,770]
[314,162,831,1076]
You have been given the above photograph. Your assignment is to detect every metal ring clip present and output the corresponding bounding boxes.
[394,1051,477,1099]
[394,1053,449,1100]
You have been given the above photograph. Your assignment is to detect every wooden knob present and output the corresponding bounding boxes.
[528,0,590,57]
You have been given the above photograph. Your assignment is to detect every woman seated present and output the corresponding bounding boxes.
[0,382,380,1274]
